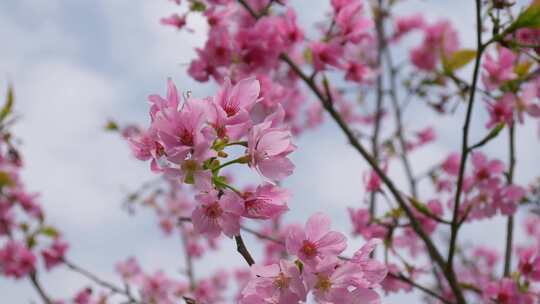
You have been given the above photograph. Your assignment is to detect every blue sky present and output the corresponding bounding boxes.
[0,0,538,303]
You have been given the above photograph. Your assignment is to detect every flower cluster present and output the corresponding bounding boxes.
[239,213,387,304]
[127,77,294,239]
[0,90,68,280]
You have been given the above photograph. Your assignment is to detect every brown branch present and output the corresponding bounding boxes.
[29,272,53,304]
[389,273,452,304]
[63,259,140,303]
[503,122,516,276]
[179,224,196,289]
[235,234,255,266]
[447,0,488,279]
[369,0,386,219]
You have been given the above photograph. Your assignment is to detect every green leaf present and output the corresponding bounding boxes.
[303,48,312,64]
[443,49,477,73]
[104,120,119,131]
[0,85,14,123]
[190,1,207,12]
[41,226,59,238]
[0,171,13,188]
[509,1,540,30]
[409,197,432,216]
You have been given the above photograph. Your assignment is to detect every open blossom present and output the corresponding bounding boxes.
[410,20,458,70]
[442,152,461,176]
[486,93,515,128]
[152,98,213,164]
[192,190,244,238]
[206,77,261,140]
[41,239,69,270]
[305,257,382,304]
[0,241,36,279]
[127,128,164,172]
[334,0,372,44]
[470,152,505,186]
[518,247,540,281]
[350,239,387,288]
[348,208,388,239]
[482,47,517,90]
[483,278,523,304]
[247,119,295,182]
[242,183,289,220]
[286,213,346,267]
[115,257,142,282]
[392,14,425,41]
[240,260,307,304]
[311,41,344,71]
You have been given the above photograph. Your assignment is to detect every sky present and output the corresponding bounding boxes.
[0,0,538,303]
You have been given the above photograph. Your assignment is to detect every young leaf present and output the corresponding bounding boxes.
[509,1,540,31]
[443,49,477,73]
[0,85,14,123]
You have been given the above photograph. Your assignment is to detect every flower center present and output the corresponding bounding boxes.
[204,202,223,219]
[300,240,317,258]
[476,168,490,180]
[522,262,533,275]
[274,272,290,289]
[497,292,509,303]
[182,160,198,173]
[315,275,332,292]
[179,129,194,146]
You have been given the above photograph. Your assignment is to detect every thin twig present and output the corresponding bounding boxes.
[503,122,516,276]
[447,0,487,279]
[29,272,53,304]
[63,259,140,303]
[235,234,255,266]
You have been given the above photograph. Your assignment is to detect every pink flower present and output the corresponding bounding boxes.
[140,271,174,304]
[278,9,304,45]
[240,260,306,303]
[482,47,517,90]
[286,213,346,267]
[305,257,380,304]
[0,241,36,279]
[115,257,141,282]
[247,120,295,182]
[471,152,505,185]
[484,278,522,304]
[207,77,260,139]
[242,184,289,220]
[148,77,180,122]
[393,14,425,41]
[73,288,92,304]
[350,239,388,288]
[411,45,437,71]
[310,41,343,71]
[410,20,458,71]
[518,247,540,281]
[442,152,461,176]
[415,127,436,146]
[127,128,164,172]
[364,168,383,193]
[486,93,516,128]
[496,184,525,216]
[348,208,388,239]
[152,96,214,166]
[160,13,187,30]
[192,190,244,238]
[41,239,68,270]
[381,264,414,294]
[334,1,372,44]
[345,61,372,83]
